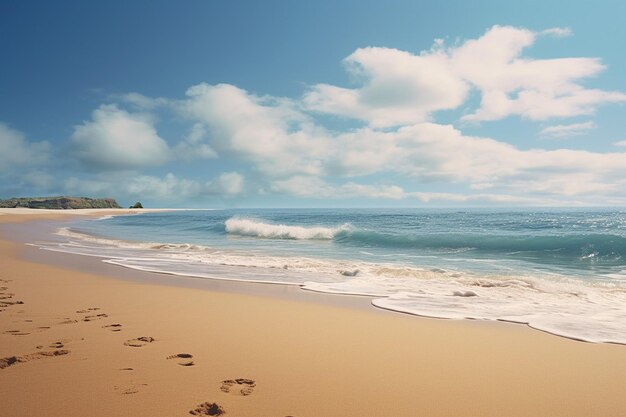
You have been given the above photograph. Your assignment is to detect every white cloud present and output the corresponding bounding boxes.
[118,92,169,110]
[175,123,218,160]
[173,78,626,202]
[328,123,523,183]
[0,123,49,173]
[271,176,406,199]
[122,173,203,199]
[541,27,573,38]
[270,176,567,205]
[303,46,468,127]
[63,176,120,197]
[409,192,565,205]
[71,104,170,169]
[65,171,245,201]
[270,121,626,200]
[454,26,626,121]
[208,172,244,195]
[180,83,331,177]
[351,123,626,196]
[302,25,625,126]
[22,171,56,189]
[539,121,596,138]
[614,140,626,147]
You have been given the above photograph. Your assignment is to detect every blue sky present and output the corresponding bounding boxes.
[1,0,626,207]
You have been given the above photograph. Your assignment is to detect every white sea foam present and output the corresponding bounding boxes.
[224,217,350,240]
[96,215,116,221]
[36,227,626,344]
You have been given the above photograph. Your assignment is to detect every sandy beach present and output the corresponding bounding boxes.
[2,210,626,417]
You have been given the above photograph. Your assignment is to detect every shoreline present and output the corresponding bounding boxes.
[7,213,380,313]
[21,209,626,345]
[2,210,626,416]
[7,212,583,340]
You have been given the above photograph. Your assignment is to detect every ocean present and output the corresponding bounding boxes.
[34,208,626,344]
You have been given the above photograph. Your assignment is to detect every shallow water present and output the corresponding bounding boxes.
[33,208,626,343]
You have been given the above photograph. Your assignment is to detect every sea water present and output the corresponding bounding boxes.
[34,208,626,344]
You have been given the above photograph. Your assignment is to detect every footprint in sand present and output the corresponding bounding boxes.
[0,300,24,307]
[0,350,69,370]
[103,323,123,332]
[114,383,148,395]
[166,353,194,366]
[83,313,108,322]
[220,378,256,396]
[119,386,139,395]
[4,325,50,336]
[0,283,12,313]
[36,340,67,349]
[3,330,30,336]
[189,402,225,416]
[76,307,101,313]
[124,337,155,347]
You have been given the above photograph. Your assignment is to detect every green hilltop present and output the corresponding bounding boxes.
[0,196,122,209]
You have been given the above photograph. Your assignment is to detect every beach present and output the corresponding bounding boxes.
[2,210,626,417]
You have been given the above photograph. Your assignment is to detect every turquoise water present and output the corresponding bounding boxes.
[77,208,626,280]
[38,208,626,344]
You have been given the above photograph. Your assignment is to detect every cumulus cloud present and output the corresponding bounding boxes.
[303,25,625,126]
[336,122,626,196]
[174,123,218,160]
[117,92,169,110]
[180,83,331,177]
[271,176,406,199]
[260,119,626,200]
[170,77,626,202]
[122,173,203,199]
[316,123,526,182]
[65,171,245,201]
[0,124,54,196]
[540,121,596,138]
[209,172,244,195]
[0,123,50,173]
[71,105,170,169]
[540,27,573,38]
[303,46,468,127]
[270,176,567,205]
[454,26,626,121]
[21,171,56,189]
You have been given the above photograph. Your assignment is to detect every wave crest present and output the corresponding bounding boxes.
[224,217,350,240]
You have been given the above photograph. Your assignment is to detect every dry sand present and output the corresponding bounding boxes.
[1,210,626,416]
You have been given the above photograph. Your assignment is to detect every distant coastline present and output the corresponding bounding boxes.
[0,196,122,209]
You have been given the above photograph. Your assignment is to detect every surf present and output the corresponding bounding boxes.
[224,217,351,240]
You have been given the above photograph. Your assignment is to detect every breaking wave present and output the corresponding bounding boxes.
[224,217,626,266]
[224,217,351,240]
